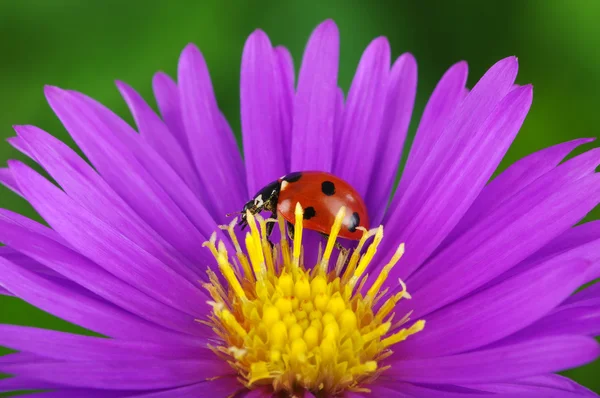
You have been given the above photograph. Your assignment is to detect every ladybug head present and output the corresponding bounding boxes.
[238,180,281,230]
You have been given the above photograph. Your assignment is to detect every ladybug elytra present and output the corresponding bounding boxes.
[238,171,370,242]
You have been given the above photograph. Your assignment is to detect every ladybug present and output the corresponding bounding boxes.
[238,171,370,243]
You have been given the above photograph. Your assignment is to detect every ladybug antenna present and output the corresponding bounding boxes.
[226,211,244,217]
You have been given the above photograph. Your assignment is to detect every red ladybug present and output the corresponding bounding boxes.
[238,171,370,241]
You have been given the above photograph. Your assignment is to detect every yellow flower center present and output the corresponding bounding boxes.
[202,203,424,397]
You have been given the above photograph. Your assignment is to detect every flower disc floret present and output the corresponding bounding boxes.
[203,204,424,396]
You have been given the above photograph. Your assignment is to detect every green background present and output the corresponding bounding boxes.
[0,0,599,394]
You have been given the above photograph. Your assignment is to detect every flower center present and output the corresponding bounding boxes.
[203,204,424,396]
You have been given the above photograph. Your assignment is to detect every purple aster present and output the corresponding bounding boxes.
[0,18,599,397]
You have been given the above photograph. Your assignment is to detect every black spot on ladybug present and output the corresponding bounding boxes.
[321,181,336,196]
[304,206,317,220]
[283,172,302,183]
[348,212,360,232]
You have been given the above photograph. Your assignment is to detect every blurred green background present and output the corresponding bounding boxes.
[0,0,599,395]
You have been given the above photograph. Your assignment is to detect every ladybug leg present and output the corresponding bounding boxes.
[286,221,295,240]
[266,213,275,237]
[266,212,276,248]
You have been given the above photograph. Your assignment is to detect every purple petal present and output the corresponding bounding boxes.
[7,135,36,160]
[116,81,202,194]
[0,376,59,394]
[44,86,223,263]
[0,248,73,296]
[0,352,43,364]
[372,387,470,398]
[152,72,191,156]
[273,46,295,170]
[387,61,468,222]
[242,388,272,398]
[481,220,600,292]
[465,376,598,397]
[333,87,344,136]
[0,246,64,279]
[17,391,132,398]
[0,325,210,361]
[0,168,22,197]
[0,246,76,297]
[364,380,581,398]
[507,302,600,342]
[0,217,207,336]
[14,124,204,282]
[566,278,600,304]
[1,359,231,390]
[131,377,242,397]
[178,43,246,220]
[442,138,595,247]
[8,160,209,319]
[387,335,600,384]
[0,256,180,342]
[0,243,78,297]
[241,30,287,194]
[533,220,600,266]
[397,256,589,358]
[379,59,524,283]
[291,19,339,172]
[350,383,412,397]
[75,89,228,248]
[0,357,130,398]
[0,208,68,245]
[365,53,417,225]
[509,374,598,396]
[530,221,600,283]
[333,37,391,198]
[404,158,600,319]
[562,295,600,312]
[495,278,600,344]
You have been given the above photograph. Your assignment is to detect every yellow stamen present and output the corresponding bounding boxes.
[217,253,247,301]
[203,209,424,396]
[334,246,350,276]
[278,215,291,269]
[376,291,406,322]
[248,362,270,384]
[381,320,426,348]
[350,226,384,288]
[201,232,219,259]
[319,206,346,274]
[220,308,247,338]
[366,243,405,299]
[342,227,377,282]
[292,202,303,268]
[219,218,255,283]
[245,233,263,281]
[398,277,411,299]
[257,216,275,275]
[245,211,266,279]
[362,322,391,343]
[220,218,242,253]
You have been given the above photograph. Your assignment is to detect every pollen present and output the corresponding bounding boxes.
[204,204,424,396]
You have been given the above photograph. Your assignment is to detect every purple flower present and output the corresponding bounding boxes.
[1,18,599,397]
